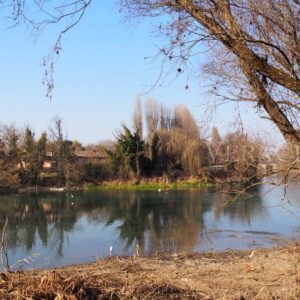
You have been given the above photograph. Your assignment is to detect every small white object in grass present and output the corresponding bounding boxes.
[134,243,140,258]
[248,250,256,259]
[71,202,74,206]
[158,189,162,192]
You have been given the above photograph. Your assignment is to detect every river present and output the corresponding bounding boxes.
[0,184,300,271]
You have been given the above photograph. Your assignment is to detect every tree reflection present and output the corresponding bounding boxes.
[0,188,266,261]
[0,193,77,256]
[103,191,211,254]
[212,186,267,226]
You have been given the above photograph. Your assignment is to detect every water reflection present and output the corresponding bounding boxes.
[0,193,78,256]
[0,186,299,270]
[212,188,268,226]
[104,191,209,254]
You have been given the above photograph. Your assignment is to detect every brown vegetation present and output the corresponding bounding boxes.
[0,119,109,189]
[1,243,300,299]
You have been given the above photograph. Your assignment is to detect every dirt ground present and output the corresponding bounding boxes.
[1,244,300,299]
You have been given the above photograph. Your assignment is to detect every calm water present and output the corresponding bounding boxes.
[1,184,300,271]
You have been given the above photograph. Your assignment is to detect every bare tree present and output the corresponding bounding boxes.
[160,103,173,130]
[0,0,92,98]
[49,116,63,144]
[120,0,300,146]
[145,97,160,134]
[210,127,223,165]
[133,96,143,136]
[0,124,20,187]
[48,116,66,186]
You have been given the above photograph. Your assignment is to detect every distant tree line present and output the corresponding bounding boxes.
[0,117,108,188]
[0,101,266,189]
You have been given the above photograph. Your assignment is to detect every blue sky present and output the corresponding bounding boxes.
[0,1,281,145]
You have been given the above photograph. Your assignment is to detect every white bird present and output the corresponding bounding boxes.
[109,246,113,255]
[158,189,162,192]
[71,194,74,198]
[71,202,74,206]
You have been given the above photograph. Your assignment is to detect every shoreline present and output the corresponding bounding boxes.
[1,243,299,299]
[1,177,217,194]
[0,175,265,194]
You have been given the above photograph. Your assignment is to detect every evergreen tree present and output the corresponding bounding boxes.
[20,129,47,185]
[107,125,149,178]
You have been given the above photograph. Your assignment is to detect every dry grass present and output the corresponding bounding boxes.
[1,244,300,299]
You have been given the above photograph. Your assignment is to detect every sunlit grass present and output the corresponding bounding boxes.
[84,180,215,191]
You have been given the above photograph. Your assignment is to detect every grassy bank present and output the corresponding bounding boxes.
[1,178,215,194]
[1,243,300,299]
[84,178,215,191]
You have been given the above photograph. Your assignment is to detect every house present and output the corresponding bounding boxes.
[75,148,107,164]
[42,151,56,169]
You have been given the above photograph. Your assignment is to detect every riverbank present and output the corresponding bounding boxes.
[1,243,300,299]
[84,177,215,191]
[4,177,216,193]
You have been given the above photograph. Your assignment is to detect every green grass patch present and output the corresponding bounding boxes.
[84,180,215,191]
